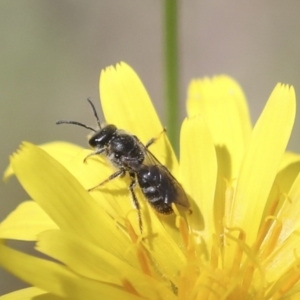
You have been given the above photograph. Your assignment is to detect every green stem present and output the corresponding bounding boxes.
[163,0,179,154]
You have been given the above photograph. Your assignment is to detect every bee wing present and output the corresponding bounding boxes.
[138,141,190,209]
[141,142,166,166]
[156,165,190,209]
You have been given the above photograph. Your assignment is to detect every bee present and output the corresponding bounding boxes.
[56,99,189,232]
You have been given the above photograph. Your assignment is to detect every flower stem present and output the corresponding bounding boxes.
[163,0,179,153]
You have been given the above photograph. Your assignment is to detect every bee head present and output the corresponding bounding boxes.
[88,124,117,149]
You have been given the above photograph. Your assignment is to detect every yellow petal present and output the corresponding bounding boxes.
[37,142,180,248]
[273,170,300,246]
[42,143,129,222]
[140,209,186,284]
[6,141,132,225]
[263,232,300,283]
[263,152,300,221]
[4,142,83,181]
[36,230,175,299]
[258,171,300,281]
[42,142,128,221]
[122,185,187,284]
[276,153,300,194]
[180,116,217,247]
[39,141,84,165]
[36,230,139,283]
[10,142,135,263]
[0,201,58,241]
[0,242,141,300]
[100,62,178,173]
[186,76,252,179]
[230,84,296,245]
[0,287,48,300]
[279,151,300,171]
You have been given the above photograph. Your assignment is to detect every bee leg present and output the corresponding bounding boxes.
[145,127,167,148]
[83,148,106,163]
[129,172,143,234]
[88,169,125,192]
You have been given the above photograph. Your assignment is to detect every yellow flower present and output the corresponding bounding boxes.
[0,62,299,299]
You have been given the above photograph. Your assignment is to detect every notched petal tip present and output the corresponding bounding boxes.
[273,83,296,100]
[10,142,36,165]
[100,61,129,78]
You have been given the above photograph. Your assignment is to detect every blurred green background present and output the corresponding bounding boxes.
[1,0,300,295]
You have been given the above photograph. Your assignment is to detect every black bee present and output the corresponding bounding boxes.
[136,164,189,215]
[56,99,189,232]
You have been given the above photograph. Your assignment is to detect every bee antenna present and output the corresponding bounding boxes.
[56,120,97,132]
[87,98,101,129]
